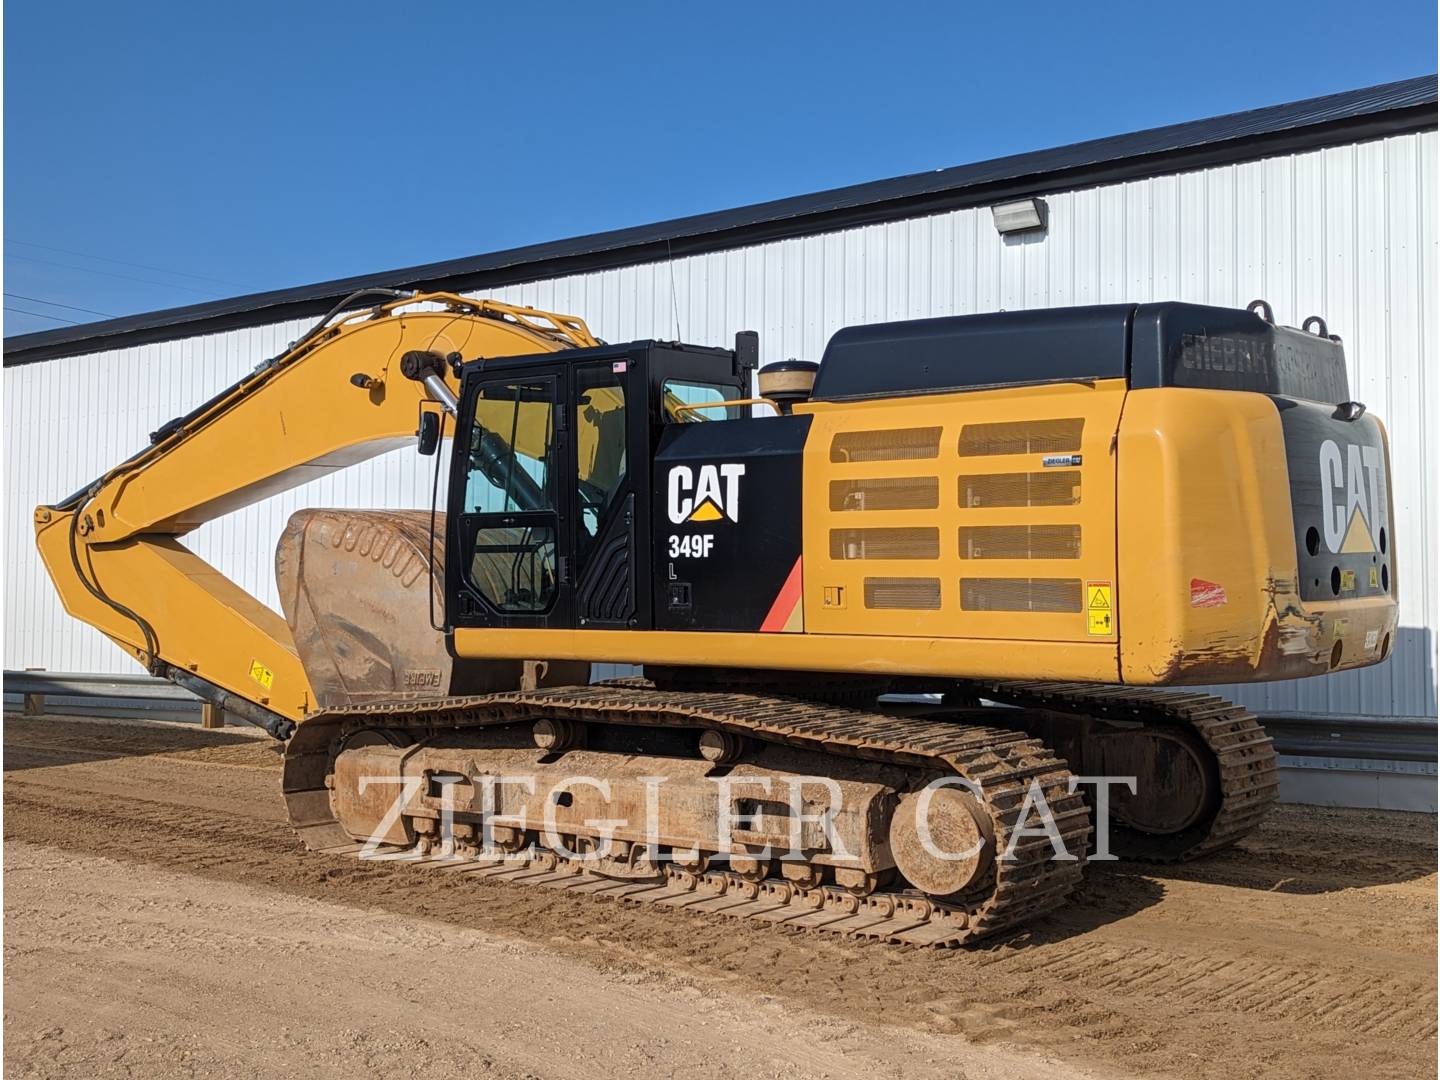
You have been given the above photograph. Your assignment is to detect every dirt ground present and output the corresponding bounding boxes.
[3,714,1435,1079]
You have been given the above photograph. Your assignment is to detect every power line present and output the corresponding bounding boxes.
[5,238,250,288]
[5,305,78,325]
[4,292,118,318]
[3,252,217,297]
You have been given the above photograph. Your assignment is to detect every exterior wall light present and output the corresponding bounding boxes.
[991,197,1048,235]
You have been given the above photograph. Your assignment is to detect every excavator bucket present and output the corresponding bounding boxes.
[276,509,587,708]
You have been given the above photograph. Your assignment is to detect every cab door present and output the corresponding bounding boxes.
[571,358,650,628]
[449,367,572,629]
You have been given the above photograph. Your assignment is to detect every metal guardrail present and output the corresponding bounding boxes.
[1260,712,1436,763]
[5,671,198,701]
[4,670,202,720]
[5,669,1436,760]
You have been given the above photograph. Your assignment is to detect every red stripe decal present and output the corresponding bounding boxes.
[759,557,804,632]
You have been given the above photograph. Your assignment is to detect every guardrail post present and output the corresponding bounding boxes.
[21,667,45,715]
[201,703,226,729]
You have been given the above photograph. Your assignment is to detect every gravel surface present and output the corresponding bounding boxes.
[4,713,1435,1079]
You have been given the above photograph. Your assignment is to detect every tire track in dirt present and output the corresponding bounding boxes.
[12,842,1082,1080]
[999,939,1434,1039]
[5,714,1436,1079]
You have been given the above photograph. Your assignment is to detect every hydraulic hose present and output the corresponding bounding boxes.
[66,506,161,675]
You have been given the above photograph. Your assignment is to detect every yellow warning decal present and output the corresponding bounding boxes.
[1086,581,1113,636]
[249,659,274,691]
[1339,569,1356,592]
[1368,565,1379,588]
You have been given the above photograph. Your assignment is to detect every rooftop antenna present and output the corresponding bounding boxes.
[667,238,683,342]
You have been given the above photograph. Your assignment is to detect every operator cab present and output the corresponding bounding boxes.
[444,336,771,633]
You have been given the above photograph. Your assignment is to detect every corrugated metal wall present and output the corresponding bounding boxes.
[6,129,1436,717]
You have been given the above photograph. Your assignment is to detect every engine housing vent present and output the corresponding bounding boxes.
[959,471,1081,508]
[831,427,942,463]
[959,577,1083,612]
[958,525,1082,560]
[830,527,940,560]
[863,577,942,610]
[829,476,940,512]
[958,418,1083,456]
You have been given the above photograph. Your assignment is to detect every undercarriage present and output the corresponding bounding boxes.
[283,678,1278,946]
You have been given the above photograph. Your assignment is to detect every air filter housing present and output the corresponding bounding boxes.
[758,359,818,414]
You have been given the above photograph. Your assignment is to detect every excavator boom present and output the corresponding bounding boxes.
[33,291,596,734]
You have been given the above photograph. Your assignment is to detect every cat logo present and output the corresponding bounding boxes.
[1318,439,1383,555]
[667,464,745,525]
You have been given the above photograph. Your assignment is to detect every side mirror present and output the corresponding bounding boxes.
[416,409,442,456]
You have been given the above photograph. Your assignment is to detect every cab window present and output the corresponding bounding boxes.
[574,365,627,551]
[662,378,743,422]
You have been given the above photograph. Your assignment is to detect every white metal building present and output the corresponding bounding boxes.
[6,76,1437,724]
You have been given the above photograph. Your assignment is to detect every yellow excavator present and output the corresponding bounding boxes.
[35,289,1397,945]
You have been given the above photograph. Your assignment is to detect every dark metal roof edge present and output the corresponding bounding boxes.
[8,75,1435,366]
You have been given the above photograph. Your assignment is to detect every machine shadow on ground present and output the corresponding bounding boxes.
[996,871,1168,947]
[1122,806,1437,895]
[961,801,1436,949]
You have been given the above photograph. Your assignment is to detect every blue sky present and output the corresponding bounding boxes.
[4,0,1435,335]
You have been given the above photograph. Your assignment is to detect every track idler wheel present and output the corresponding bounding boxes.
[1102,727,1214,837]
[887,788,995,898]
